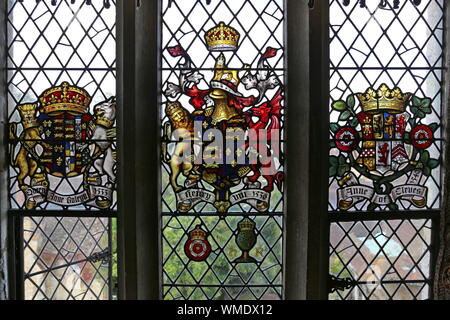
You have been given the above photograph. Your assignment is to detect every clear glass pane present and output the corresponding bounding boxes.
[23,217,112,300]
[329,219,432,300]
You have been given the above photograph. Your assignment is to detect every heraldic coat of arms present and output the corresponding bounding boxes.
[9,82,117,210]
[162,22,285,217]
[330,83,440,211]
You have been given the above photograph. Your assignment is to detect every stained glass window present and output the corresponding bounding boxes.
[160,0,285,300]
[328,0,444,299]
[6,0,117,299]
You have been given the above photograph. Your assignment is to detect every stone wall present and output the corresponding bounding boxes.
[434,170,450,299]
[0,217,7,299]
[0,253,6,299]
[434,89,450,299]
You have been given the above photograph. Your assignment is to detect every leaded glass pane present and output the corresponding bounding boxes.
[23,217,112,300]
[328,0,444,300]
[330,219,432,300]
[329,0,444,212]
[6,0,117,300]
[7,0,117,211]
[160,0,285,300]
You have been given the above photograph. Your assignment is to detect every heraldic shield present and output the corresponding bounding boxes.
[9,81,117,210]
[38,82,93,177]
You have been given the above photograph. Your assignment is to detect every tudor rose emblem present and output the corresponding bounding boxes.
[184,225,212,262]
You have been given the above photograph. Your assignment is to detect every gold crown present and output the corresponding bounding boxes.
[18,103,39,129]
[238,217,256,231]
[189,225,207,240]
[205,22,240,51]
[356,84,411,114]
[39,82,91,115]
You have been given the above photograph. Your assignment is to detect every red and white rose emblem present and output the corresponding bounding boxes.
[335,127,359,152]
[184,225,211,262]
[411,125,434,149]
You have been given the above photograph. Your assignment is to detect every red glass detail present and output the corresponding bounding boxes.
[335,127,359,152]
[411,124,433,149]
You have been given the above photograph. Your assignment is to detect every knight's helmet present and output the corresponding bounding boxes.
[209,53,242,99]
[356,84,411,171]
[18,103,39,129]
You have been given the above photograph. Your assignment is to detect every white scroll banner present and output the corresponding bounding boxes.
[176,188,271,212]
[176,189,215,212]
[24,185,47,206]
[337,170,427,210]
[230,189,270,212]
[24,184,114,209]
